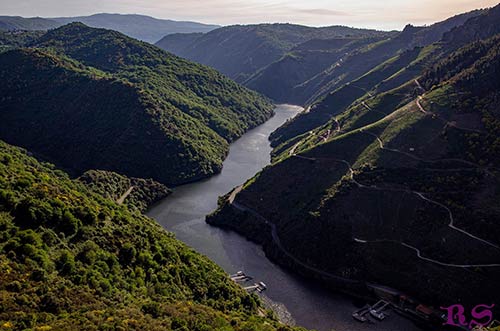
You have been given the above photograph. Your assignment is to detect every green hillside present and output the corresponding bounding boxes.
[244,36,384,103]
[285,9,483,105]
[269,45,439,147]
[156,23,392,83]
[208,14,500,319]
[0,140,307,330]
[268,8,486,147]
[79,170,171,212]
[0,23,273,185]
[0,30,45,50]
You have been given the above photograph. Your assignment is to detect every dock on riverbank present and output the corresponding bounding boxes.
[230,271,267,293]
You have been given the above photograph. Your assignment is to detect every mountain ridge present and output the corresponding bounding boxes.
[207,5,500,324]
[156,23,393,83]
[0,23,273,186]
[0,14,219,43]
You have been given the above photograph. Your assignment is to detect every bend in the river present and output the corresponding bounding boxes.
[147,104,422,331]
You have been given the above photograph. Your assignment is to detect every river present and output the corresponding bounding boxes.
[147,104,423,331]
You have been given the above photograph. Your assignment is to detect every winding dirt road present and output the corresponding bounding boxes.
[117,186,134,205]
[353,238,500,268]
[226,77,500,273]
[228,192,360,283]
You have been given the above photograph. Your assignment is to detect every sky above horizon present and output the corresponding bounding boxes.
[1,0,498,30]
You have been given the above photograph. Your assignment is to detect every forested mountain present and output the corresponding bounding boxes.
[156,10,482,105]
[0,30,44,50]
[0,140,307,330]
[78,170,171,212]
[155,24,392,82]
[208,4,500,322]
[0,14,219,43]
[0,23,273,185]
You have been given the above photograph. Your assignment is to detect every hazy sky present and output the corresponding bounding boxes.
[1,0,498,30]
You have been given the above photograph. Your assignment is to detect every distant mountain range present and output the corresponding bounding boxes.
[0,13,219,42]
[156,10,484,106]
[208,3,500,321]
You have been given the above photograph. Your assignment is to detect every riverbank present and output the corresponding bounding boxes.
[148,104,422,331]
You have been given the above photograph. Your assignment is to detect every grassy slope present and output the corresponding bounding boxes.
[0,23,274,185]
[269,7,488,147]
[208,33,500,311]
[289,9,484,106]
[269,45,433,147]
[0,140,307,331]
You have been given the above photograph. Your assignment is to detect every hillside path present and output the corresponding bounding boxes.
[117,186,134,205]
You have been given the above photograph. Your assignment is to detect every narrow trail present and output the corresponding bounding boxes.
[415,80,484,133]
[225,78,500,274]
[350,84,374,97]
[228,185,243,204]
[117,186,134,205]
[359,104,496,179]
[228,156,499,270]
[293,133,500,252]
[294,154,500,261]
[320,129,332,143]
[416,96,428,114]
[229,195,359,283]
[353,238,500,268]
[288,118,341,157]
[289,131,314,156]
[334,118,342,133]
[361,101,388,118]
[414,79,425,92]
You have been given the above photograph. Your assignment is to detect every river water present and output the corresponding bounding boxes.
[148,104,422,331]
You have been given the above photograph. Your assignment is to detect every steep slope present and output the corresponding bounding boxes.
[0,140,306,331]
[52,14,219,43]
[157,32,204,52]
[208,33,500,320]
[0,23,273,185]
[0,30,45,51]
[442,4,500,47]
[291,8,484,105]
[155,10,481,104]
[270,45,440,146]
[156,24,391,82]
[79,170,171,212]
[244,36,385,103]
[269,8,487,146]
